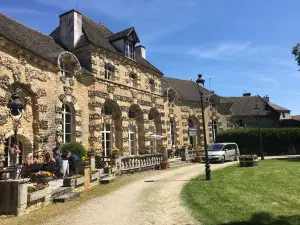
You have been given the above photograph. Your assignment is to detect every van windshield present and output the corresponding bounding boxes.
[208,144,224,151]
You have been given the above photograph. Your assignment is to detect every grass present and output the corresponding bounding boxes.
[181,159,300,225]
[0,170,162,225]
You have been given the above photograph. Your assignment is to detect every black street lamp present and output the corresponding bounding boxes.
[255,104,264,160]
[7,92,24,179]
[196,74,211,181]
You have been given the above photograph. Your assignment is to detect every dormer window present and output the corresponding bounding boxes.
[104,64,114,80]
[125,42,134,59]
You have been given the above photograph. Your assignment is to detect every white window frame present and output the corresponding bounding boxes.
[170,119,175,146]
[62,103,72,143]
[60,60,72,78]
[125,42,134,59]
[101,123,112,157]
[128,125,136,155]
[212,120,217,143]
[105,65,114,80]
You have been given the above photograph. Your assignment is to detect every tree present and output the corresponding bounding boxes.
[292,43,300,67]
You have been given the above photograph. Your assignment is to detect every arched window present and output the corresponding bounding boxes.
[128,125,136,155]
[104,64,114,80]
[101,124,112,157]
[62,103,72,143]
[102,104,112,115]
[170,119,175,146]
[4,136,23,167]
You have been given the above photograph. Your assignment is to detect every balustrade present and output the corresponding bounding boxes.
[120,153,164,172]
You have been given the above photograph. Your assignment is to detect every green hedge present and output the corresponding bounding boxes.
[216,128,300,156]
[60,142,87,159]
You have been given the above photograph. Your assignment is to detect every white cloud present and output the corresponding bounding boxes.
[259,77,279,84]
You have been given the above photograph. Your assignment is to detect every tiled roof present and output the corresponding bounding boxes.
[292,115,300,121]
[107,27,135,42]
[0,13,65,63]
[226,96,278,116]
[269,103,290,112]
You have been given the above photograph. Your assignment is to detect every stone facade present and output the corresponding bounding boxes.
[0,10,232,167]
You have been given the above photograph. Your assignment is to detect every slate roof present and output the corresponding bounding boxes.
[269,103,290,112]
[0,13,65,63]
[226,96,278,116]
[107,27,137,42]
[292,115,300,121]
[161,77,232,105]
[50,11,162,74]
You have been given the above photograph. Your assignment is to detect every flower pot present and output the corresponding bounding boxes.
[35,177,52,184]
[161,162,168,170]
[104,167,111,174]
[78,165,90,175]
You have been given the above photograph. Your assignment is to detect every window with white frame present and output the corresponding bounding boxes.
[60,58,72,78]
[125,42,134,59]
[62,103,72,143]
[128,125,136,155]
[101,123,112,157]
[149,79,155,92]
[170,119,175,146]
[212,120,217,143]
[104,64,114,80]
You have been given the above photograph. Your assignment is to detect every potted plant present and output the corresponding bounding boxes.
[78,156,90,175]
[87,148,96,157]
[111,147,120,159]
[27,183,49,203]
[90,168,100,181]
[104,164,112,174]
[161,154,169,170]
[34,171,53,184]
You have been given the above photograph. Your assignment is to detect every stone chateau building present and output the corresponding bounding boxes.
[0,10,232,167]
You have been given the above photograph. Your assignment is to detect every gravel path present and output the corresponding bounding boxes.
[44,162,238,225]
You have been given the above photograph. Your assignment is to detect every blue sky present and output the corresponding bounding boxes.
[1,0,300,114]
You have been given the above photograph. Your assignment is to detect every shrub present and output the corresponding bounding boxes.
[60,142,87,159]
[216,128,300,156]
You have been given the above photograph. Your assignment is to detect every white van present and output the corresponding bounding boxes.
[207,143,240,163]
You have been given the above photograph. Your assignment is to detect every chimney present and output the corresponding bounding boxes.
[59,9,83,50]
[243,93,251,96]
[135,45,146,59]
[263,95,270,103]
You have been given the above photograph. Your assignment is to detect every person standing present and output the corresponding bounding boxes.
[53,148,63,178]
[67,151,79,175]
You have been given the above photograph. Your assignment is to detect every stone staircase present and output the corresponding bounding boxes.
[52,186,80,203]
[100,173,115,184]
[168,158,192,168]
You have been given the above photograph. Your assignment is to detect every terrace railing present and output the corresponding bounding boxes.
[120,153,164,173]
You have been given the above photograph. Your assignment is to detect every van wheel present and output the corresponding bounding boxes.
[221,156,225,163]
[234,155,238,161]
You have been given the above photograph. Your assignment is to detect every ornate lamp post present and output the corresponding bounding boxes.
[7,92,24,179]
[196,74,211,181]
[255,104,264,160]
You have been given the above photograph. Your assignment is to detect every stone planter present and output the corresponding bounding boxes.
[239,156,258,167]
[90,171,100,182]
[160,162,168,170]
[35,177,52,184]
[75,176,86,187]
[111,167,117,173]
[63,176,86,188]
[104,167,112,174]
[27,188,49,203]
[78,165,90,175]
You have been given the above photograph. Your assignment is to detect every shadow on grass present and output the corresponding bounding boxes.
[219,212,300,225]
[275,157,300,162]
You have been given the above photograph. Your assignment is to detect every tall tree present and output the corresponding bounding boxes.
[292,43,300,67]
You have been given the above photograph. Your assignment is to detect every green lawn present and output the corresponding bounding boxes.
[181,159,300,225]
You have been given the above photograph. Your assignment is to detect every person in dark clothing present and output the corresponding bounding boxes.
[53,148,63,178]
[67,151,79,175]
